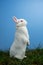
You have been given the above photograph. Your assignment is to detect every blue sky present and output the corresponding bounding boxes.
[0,0,43,50]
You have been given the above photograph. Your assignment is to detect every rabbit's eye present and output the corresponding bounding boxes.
[21,20,23,22]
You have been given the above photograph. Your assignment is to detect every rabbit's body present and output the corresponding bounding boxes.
[10,17,30,59]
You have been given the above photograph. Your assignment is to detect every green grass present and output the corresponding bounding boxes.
[0,49,43,65]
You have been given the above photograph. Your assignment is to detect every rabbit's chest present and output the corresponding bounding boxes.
[17,27,28,35]
[16,26,29,40]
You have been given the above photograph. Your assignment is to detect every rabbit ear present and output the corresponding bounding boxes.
[12,16,17,23]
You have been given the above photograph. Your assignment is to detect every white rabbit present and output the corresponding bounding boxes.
[10,16,30,59]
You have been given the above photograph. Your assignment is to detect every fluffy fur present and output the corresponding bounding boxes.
[10,16,30,59]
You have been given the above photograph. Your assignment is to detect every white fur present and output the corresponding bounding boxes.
[10,17,30,59]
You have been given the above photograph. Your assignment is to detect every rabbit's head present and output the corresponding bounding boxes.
[12,16,27,27]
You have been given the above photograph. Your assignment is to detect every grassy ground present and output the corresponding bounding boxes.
[0,49,43,65]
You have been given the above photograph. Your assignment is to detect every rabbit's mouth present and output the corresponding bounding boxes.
[16,23,26,27]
